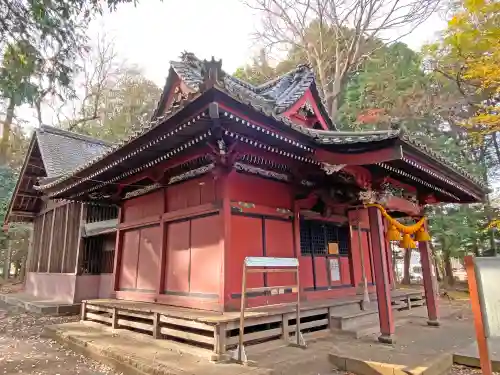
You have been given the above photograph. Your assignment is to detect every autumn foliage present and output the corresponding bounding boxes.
[428,0,500,134]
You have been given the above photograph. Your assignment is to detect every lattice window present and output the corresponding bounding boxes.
[300,220,312,255]
[311,223,327,255]
[300,219,350,256]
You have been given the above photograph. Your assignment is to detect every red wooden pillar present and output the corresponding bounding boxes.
[218,170,232,311]
[112,206,123,296]
[293,202,301,259]
[419,228,439,326]
[368,206,395,344]
[156,188,168,298]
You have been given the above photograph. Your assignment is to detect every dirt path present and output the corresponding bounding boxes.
[0,301,121,375]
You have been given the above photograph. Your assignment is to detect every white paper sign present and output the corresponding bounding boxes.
[329,258,340,282]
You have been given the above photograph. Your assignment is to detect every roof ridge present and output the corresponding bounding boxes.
[254,64,312,93]
[37,125,114,147]
[311,129,401,136]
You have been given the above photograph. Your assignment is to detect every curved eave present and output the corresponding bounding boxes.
[38,91,214,199]
[315,138,485,203]
[399,142,486,201]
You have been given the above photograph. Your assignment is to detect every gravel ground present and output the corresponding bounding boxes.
[0,282,493,375]
[0,301,122,375]
[452,365,499,374]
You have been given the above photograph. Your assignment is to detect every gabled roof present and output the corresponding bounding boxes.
[155,52,336,129]
[36,125,113,179]
[4,126,113,224]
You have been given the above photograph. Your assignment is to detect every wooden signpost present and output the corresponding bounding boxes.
[232,256,304,363]
[464,255,500,375]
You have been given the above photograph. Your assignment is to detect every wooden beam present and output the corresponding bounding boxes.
[112,207,123,294]
[46,207,57,272]
[11,210,36,218]
[315,145,403,166]
[74,203,86,274]
[17,191,41,198]
[37,213,46,272]
[38,200,68,215]
[156,189,167,295]
[60,204,69,273]
[24,171,46,178]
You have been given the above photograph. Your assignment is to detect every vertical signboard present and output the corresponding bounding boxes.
[464,255,500,375]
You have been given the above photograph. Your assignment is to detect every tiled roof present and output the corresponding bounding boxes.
[35,125,113,178]
[35,53,486,195]
[172,52,327,119]
[305,127,485,188]
[306,128,401,144]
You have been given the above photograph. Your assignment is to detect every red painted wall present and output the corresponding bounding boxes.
[115,170,386,312]
[118,225,162,293]
[224,172,365,310]
[166,175,218,212]
[123,190,163,222]
[117,174,222,307]
[164,214,222,297]
[228,172,293,209]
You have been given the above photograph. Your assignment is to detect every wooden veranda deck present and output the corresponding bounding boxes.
[81,289,424,360]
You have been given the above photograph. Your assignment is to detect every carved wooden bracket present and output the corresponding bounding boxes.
[343,166,371,189]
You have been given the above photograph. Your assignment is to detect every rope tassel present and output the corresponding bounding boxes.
[387,224,402,241]
[365,203,430,243]
[415,227,431,242]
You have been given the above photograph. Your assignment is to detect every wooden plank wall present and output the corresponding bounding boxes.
[27,201,83,274]
[27,216,43,272]
[62,202,82,273]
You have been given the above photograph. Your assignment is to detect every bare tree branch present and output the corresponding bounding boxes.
[246,0,441,120]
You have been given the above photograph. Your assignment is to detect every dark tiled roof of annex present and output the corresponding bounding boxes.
[35,125,113,178]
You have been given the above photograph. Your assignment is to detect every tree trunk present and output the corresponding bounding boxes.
[429,241,442,282]
[3,238,11,280]
[444,252,454,286]
[480,144,496,255]
[391,245,398,284]
[19,257,26,281]
[0,98,15,166]
[402,248,412,284]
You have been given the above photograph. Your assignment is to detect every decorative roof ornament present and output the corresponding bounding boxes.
[180,51,203,70]
[199,57,225,92]
[359,189,377,204]
[217,139,227,155]
[321,162,346,175]
[124,183,162,200]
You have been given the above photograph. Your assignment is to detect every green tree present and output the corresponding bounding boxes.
[427,204,495,285]
[0,0,158,164]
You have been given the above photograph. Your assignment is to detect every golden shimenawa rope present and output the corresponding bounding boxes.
[365,203,426,235]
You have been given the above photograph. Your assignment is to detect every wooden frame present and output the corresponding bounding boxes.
[465,255,493,375]
[80,289,422,360]
[234,256,305,363]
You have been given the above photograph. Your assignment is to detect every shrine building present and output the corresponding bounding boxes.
[5,52,486,352]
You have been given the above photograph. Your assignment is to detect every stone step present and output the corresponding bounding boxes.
[336,316,412,339]
[331,309,379,331]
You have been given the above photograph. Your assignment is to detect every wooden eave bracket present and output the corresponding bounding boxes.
[314,145,403,166]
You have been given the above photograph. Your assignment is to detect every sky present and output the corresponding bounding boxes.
[98,0,447,86]
[20,0,448,130]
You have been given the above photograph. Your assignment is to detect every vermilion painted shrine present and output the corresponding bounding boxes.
[5,52,486,351]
